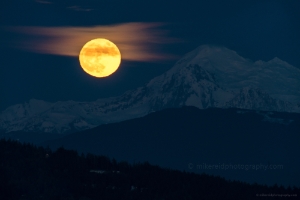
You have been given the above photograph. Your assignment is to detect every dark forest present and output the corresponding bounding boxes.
[0,139,298,200]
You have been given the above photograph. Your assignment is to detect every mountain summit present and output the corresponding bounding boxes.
[1,45,300,133]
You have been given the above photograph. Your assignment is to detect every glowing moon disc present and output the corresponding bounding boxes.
[79,38,121,78]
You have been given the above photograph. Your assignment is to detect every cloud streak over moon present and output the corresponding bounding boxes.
[67,6,94,12]
[35,0,53,4]
[7,23,180,62]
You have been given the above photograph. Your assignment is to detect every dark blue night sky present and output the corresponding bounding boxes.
[1,0,300,110]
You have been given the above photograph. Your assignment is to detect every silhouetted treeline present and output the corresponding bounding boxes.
[0,139,298,200]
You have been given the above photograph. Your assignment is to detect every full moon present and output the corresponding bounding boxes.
[79,38,121,78]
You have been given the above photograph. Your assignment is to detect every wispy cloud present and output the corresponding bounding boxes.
[67,5,93,12]
[6,23,180,62]
[35,0,53,4]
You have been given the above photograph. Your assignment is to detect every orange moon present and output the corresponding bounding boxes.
[79,38,121,78]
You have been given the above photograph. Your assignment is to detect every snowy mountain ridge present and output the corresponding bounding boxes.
[1,45,300,133]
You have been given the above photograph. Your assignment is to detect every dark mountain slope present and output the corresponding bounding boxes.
[44,106,300,187]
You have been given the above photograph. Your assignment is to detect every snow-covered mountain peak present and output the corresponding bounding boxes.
[173,45,248,70]
[255,57,299,72]
[267,57,292,67]
[147,45,231,88]
[164,45,300,104]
